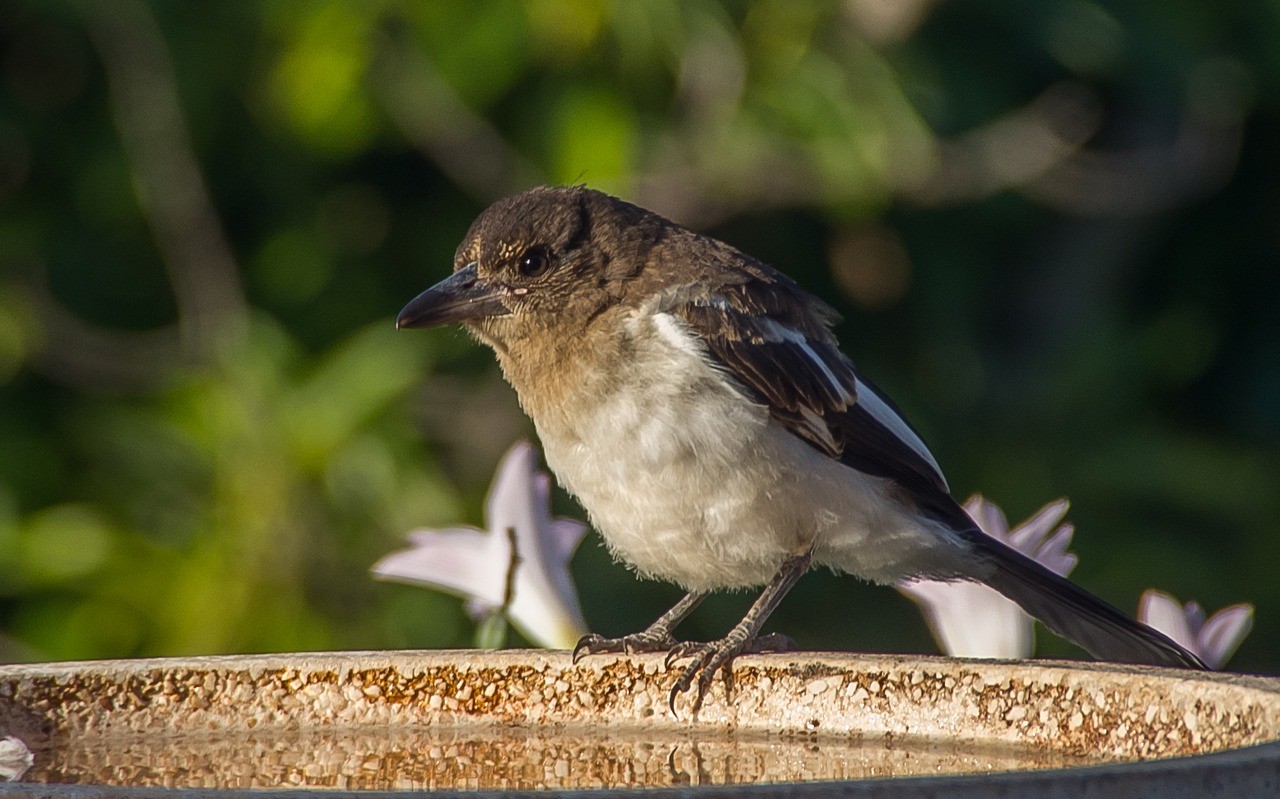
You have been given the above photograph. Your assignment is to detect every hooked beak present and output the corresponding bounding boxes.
[396,263,510,329]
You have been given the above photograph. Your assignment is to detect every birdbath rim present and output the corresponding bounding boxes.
[1,649,1278,797]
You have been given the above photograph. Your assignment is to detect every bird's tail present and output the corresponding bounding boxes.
[957,525,1207,669]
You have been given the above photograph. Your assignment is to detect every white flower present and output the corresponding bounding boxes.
[1138,590,1253,670]
[898,495,1077,659]
[372,441,589,649]
[0,736,32,781]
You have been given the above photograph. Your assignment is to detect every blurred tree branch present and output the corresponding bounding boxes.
[26,281,181,393]
[895,82,1105,207]
[29,0,248,393]
[1024,61,1249,216]
[372,24,544,204]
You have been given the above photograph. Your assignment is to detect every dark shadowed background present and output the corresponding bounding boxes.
[0,1,1276,672]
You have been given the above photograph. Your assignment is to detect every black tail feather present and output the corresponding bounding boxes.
[959,526,1207,670]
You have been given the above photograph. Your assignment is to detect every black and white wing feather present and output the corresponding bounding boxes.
[668,270,1205,671]
[672,279,949,505]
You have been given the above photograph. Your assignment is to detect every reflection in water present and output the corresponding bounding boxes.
[24,725,1099,791]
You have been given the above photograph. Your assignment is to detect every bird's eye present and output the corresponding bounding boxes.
[516,246,551,279]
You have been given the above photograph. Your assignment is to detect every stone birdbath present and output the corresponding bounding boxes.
[0,650,1277,797]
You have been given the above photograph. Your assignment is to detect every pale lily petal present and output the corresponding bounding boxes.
[898,495,1080,660]
[549,519,589,562]
[1139,589,1254,670]
[371,527,506,607]
[1030,526,1078,578]
[1185,601,1207,634]
[484,441,540,539]
[482,442,588,649]
[1137,590,1197,652]
[963,495,1009,540]
[898,579,1034,659]
[1006,499,1070,555]
[373,441,589,651]
[464,596,498,622]
[1199,605,1254,669]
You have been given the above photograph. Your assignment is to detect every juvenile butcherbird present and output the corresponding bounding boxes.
[397,186,1205,706]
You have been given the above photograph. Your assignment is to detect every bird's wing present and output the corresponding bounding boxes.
[669,279,1207,670]
[669,278,950,499]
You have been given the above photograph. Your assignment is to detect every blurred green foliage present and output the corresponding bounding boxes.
[0,0,1276,672]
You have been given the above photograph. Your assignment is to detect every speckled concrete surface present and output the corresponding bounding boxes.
[0,650,1277,794]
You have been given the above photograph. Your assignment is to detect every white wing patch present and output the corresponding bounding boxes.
[759,318,945,487]
[664,299,949,493]
[854,376,948,490]
[760,319,855,405]
[650,311,707,359]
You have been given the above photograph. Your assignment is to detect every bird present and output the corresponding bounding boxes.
[396,185,1206,706]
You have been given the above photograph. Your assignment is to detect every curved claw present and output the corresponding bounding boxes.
[572,630,682,664]
[664,632,798,713]
[572,634,606,664]
[663,640,706,669]
[667,643,722,714]
[662,551,812,715]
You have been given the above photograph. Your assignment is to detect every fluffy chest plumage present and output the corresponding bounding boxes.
[528,311,800,590]
[500,309,957,592]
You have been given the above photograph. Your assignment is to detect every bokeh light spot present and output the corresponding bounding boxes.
[21,505,114,583]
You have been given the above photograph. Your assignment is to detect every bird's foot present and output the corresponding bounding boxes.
[573,591,709,664]
[572,630,680,663]
[664,631,796,712]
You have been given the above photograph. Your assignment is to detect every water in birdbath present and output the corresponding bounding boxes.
[20,725,1099,791]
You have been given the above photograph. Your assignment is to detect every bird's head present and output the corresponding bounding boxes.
[397,185,658,350]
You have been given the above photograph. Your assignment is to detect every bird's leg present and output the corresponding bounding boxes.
[666,549,812,711]
[573,591,708,662]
